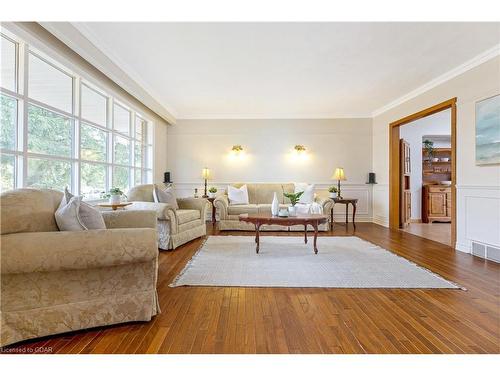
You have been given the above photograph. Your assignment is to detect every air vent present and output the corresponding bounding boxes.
[471,241,500,263]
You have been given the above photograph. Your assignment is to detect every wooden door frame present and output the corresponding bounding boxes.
[389,98,457,247]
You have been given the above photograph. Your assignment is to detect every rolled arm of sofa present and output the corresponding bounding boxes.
[128,201,176,222]
[213,195,229,220]
[102,209,157,229]
[315,197,334,215]
[1,228,158,275]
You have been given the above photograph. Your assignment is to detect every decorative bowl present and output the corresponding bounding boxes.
[440,157,450,162]
[432,157,440,162]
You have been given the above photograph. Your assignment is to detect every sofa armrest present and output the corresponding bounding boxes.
[102,209,157,229]
[213,195,229,220]
[315,197,334,215]
[128,201,176,221]
[1,228,158,275]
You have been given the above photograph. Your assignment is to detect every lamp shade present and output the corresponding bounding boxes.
[201,168,211,179]
[331,168,346,181]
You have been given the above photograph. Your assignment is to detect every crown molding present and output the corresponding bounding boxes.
[177,114,372,120]
[39,22,177,124]
[372,44,500,117]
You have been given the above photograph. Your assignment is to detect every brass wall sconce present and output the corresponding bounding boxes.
[294,145,306,154]
[231,145,243,153]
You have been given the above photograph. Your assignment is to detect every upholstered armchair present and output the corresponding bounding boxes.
[127,184,208,250]
[0,188,160,347]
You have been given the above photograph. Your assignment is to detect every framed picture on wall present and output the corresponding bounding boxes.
[475,93,500,165]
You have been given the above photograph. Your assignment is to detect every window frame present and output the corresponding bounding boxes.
[0,31,154,198]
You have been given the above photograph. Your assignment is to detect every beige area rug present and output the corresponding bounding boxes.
[170,236,463,289]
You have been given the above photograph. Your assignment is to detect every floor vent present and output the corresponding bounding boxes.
[472,241,500,263]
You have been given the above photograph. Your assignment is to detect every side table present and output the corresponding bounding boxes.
[331,198,358,228]
[207,197,216,225]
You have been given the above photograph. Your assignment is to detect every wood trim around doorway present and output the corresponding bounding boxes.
[389,98,457,247]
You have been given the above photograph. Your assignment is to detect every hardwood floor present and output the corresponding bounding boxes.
[401,222,452,247]
[3,223,499,354]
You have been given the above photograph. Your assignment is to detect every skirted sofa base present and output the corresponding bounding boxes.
[214,183,334,232]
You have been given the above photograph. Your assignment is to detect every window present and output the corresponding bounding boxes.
[0,35,17,92]
[81,84,107,126]
[27,157,71,189]
[28,53,73,113]
[1,94,17,150]
[0,30,154,197]
[0,154,15,192]
[27,105,72,157]
[81,123,107,162]
[113,103,130,135]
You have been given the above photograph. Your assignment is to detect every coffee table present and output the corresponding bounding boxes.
[239,213,329,254]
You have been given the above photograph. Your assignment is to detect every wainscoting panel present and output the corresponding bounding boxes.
[456,185,500,254]
[372,184,389,227]
[173,182,373,222]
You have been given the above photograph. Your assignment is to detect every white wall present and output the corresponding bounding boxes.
[400,109,451,219]
[168,118,374,221]
[372,56,500,251]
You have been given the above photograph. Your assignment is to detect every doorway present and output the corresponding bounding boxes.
[389,98,457,247]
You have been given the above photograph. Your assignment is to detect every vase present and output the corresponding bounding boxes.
[208,192,216,198]
[271,192,279,216]
[288,205,296,216]
[329,192,336,198]
[109,195,121,205]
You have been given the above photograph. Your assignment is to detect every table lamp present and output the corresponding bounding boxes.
[331,168,346,199]
[201,168,211,198]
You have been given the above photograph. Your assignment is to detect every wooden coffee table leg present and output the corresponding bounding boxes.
[313,222,319,254]
[255,223,261,254]
[304,224,308,243]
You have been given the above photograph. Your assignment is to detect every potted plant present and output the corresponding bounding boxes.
[423,139,435,165]
[208,186,217,198]
[328,186,338,198]
[101,188,127,205]
[283,190,304,216]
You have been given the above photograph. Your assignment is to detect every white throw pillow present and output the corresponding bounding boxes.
[228,184,249,205]
[55,196,87,231]
[55,188,106,231]
[154,185,179,209]
[294,182,315,204]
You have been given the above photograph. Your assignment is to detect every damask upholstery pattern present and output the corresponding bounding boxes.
[127,184,208,250]
[214,183,333,231]
[0,188,160,347]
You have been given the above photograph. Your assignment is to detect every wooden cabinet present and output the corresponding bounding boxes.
[422,185,451,223]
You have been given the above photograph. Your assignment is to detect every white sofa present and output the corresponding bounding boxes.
[214,183,333,231]
[127,184,208,250]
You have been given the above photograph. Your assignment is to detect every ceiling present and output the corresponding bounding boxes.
[69,22,499,119]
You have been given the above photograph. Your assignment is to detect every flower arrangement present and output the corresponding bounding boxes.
[208,186,217,198]
[282,190,303,206]
[101,188,127,204]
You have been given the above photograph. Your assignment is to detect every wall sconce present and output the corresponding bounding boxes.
[294,145,306,154]
[231,145,243,154]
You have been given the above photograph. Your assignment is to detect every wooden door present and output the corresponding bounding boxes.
[429,192,446,217]
[400,139,411,227]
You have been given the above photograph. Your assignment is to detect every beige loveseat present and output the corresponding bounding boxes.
[127,184,208,250]
[214,183,334,231]
[0,188,160,347]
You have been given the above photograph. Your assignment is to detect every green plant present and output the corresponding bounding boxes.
[423,139,435,161]
[208,187,217,193]
[328,186,338,193]
[101,187,127,199]
[282,187,304,206]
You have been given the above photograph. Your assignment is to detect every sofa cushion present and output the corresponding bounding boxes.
[63,188,106,230]
[228,204,258,215]
[153,185,179,209]
[176,209,201,224]
[257,204,290,214]
[55,196,86,231]
[294,183,315,204]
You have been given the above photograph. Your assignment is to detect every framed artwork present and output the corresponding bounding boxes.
[476,94,500,165]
